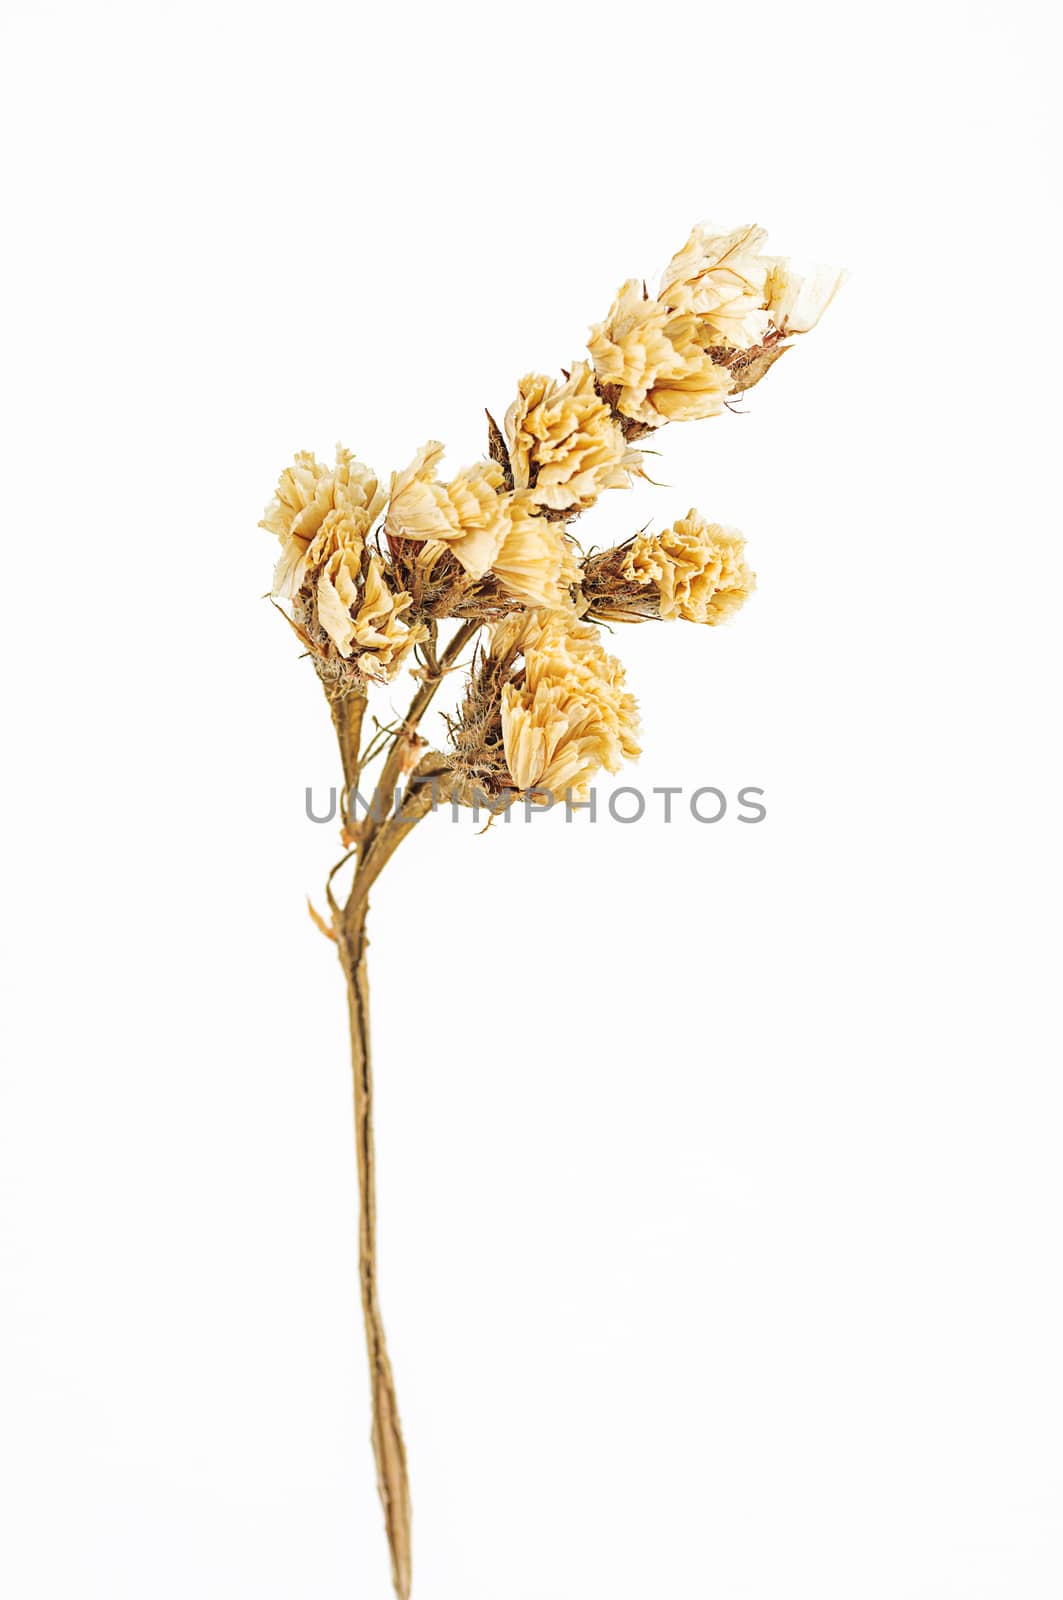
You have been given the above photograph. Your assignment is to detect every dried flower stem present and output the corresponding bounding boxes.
[358,618,480,861]
[336,904,412,1600]
[326,616,481,1600]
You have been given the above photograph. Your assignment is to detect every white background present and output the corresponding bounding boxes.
[1,2,1060,1597]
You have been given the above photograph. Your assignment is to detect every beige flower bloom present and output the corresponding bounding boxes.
[764,258,847,335]
[490,495,580,610]
[623,510,755,623]
[262,446,386,599]
[588,279,734,426]
[314,519,365,654]
[387,443,582,609]
[658,222,772,349]
[504,361,642,512]
[496,610,640,801]
[385,442,509,579]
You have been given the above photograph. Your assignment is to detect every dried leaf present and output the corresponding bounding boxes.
[307,896,337,942]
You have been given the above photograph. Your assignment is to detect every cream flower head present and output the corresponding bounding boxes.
[623,511,755,623]
[387,442,580,610]
[658,222,772,349]
[495,610,640,801]
[504,361,642,513]
[262,447,386,600]
[588,280,735,427]
[385,442,509,579]
[491,495,582,610]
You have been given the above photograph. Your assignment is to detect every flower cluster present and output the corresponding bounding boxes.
[261,220,839,785]
[384,441,576,610]
[259,216,840,1600]
[588,221,843,428]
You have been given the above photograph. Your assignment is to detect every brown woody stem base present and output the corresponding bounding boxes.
[338,909,412,1600]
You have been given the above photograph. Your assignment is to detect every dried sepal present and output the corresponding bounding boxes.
[485,409,514,490]
[721,337,790,395]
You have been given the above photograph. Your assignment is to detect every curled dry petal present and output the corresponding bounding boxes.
[346,555,427,678]
[764,258,847,334]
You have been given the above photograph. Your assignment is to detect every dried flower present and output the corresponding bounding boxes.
[387,442,580,612]
[385,442,509,579]
[658,222,772,349]
[589,221,844,424]
[504,361,642,512]
[262,446,386,599]
[623,512,755,623]
[588,280,735,427]
[491,495,581,610]
[496,610,640,801]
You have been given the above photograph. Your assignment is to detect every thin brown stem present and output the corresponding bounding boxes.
[360,619,480,860]
[337,909,412,1600]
